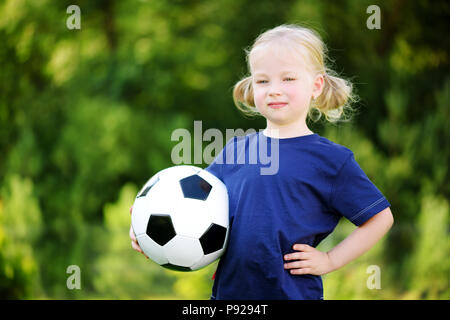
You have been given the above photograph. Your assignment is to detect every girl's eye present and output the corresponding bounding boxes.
[284,77,296,81]
[256,80,268,84]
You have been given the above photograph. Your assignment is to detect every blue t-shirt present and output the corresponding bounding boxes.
[205,131,390,300]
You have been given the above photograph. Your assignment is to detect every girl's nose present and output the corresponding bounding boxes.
[268,84,282,96]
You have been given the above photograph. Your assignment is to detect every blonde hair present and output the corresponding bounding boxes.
[233,24,357,123]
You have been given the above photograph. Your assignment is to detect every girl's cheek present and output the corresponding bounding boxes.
[285,85,299,98]
[286,87,305,105]
[253,90,265,108]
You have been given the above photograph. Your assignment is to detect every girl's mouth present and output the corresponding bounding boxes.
[268,102,288,109]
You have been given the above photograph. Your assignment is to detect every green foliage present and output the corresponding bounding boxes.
[0,0,448,299]
[92,183,176,299]
[0,175,43,298]
[406,195,450,299]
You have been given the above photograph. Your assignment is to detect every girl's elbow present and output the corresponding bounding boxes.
[385,207,394,229]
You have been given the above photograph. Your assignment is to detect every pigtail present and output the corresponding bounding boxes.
[309,71,357,123]
[232,76,260,118]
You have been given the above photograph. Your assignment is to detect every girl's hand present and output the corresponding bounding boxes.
[283,244,334,276]
[129,205,149,259]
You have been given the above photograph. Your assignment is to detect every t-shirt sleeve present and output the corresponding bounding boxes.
[330,153,390,226]
[205,138,231,182]
[205,136,237,182]
[205,155,223,181]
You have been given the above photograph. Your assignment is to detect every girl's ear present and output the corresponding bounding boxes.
[312,74,325,99]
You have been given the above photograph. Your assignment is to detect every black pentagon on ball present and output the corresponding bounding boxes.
[179,174,212,201]
[161,263,192,272]
[146,214,176,246]
[200,223,227,255]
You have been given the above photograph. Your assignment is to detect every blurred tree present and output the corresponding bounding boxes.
[0,175,43,298]
[93,183,176,299]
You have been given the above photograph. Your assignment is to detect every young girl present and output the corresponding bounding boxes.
[130,24,394,300]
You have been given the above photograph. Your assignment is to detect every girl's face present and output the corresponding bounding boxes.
[250,46,323,129]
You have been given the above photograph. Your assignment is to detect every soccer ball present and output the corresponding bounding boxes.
[131,165,229,271]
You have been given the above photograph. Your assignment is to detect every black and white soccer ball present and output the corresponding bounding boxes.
[131,165,229,271]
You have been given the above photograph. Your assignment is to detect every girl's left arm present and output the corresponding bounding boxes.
[284,207,394,276]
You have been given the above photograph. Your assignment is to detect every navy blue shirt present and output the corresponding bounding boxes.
[206,131,390,300]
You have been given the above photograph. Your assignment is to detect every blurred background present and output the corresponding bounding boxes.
[0,0,449,299]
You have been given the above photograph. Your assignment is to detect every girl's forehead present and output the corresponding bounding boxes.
[249,44,311,74]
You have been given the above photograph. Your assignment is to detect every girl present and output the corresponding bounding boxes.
[130,24,394,300]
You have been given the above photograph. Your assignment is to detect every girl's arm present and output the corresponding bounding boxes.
[283,207,394,275]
